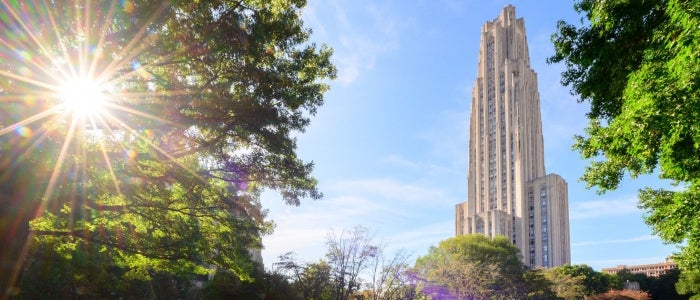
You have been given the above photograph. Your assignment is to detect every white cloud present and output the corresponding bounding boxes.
[334,30,397,84]
[380,154,461,176]
[301,4,327,38]
[326,177,451,206]
[572,235,659,247]
[669,184,689,192]
[307,0,403,85]
[385,220,454,255]
[569,197,639,220]
[382,154,422,169]
[263,195,389,263]
[262,176,456,265]
[272,195,399,228]
[263,228,327,261]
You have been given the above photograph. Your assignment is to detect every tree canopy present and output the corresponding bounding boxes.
[549,0,700,270]
[677,269,700,299]
[543,264,615,299]
[0,0,335,294]
[273,226,415,300]
[413,234,527,299]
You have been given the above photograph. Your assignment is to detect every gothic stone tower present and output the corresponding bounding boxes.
[455,5,570,268]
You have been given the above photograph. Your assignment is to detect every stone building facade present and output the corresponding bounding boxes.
[455,5,570,268]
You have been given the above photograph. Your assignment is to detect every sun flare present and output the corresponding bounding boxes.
[57,77,109,117]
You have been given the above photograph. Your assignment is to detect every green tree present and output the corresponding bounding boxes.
[647,268,689,300]
[542,267,586,300]
[275,252,334,300]
[548,264,614,297]
[203,268,300,300]
[19,242,138,299]
[609,268,688,299]
[587,289,651,300]
[364,248,414,300]
[325,226,377,300]
[413,234,527,300]
[19,240,207,299]
[0,0,335,295]
[275,227,403,300]
[614,269,650,295]
[677,269,700,300]
[549,0,700,270]
[522,268,558,300]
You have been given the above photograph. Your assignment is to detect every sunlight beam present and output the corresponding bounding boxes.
[88,1,119,79]
[0,107,61,136]
[102,111,207,183]
[0,0,66,83]
[98,1,171,83]
[0,69,57,90]
[105,101,180,126]
[7,112,81,295]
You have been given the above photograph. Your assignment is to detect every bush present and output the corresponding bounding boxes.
[587,289,651,300]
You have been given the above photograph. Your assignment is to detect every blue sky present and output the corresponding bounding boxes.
[260,0,678,270]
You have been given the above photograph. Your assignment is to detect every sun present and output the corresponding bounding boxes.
[57,77,110,117]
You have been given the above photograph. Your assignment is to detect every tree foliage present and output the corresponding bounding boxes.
[202,268,299,300]
[274,252,333,300]
[607,267,689,299]
[648,268,688,300]
[542,267,587,300]
[274,227,416,300]
[522,268,558,300]
[0,0,335,294]
[550,0,700,269]
[413,234,527,299]
[364,248,413,300]
[546,264,615,298]
[587,289,651,300]
[325,226,378,300]
[676,269,700,300]
[19,241,150,299]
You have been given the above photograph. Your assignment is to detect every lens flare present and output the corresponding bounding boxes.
[15,126,32,137]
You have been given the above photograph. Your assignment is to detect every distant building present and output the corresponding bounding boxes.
[454,5,571,268]
[602,259,678,277]
[623,281,640,291]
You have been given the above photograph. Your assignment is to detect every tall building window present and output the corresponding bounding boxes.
[476,218,485,234]
[528,189,535,266]
[499,70,507,209]
[541,185,549,267]
[486,35,497,211]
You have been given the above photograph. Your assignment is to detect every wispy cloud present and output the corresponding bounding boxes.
[272,194,399,229]
[326,177,452,206]
[381,154,422,169]
[385,220,454,254]
[304,0,404,84]
[301,4,326,38]
[380,155,461,176]
[263,177,455,264]
[572,235,659,247]
[264,195,393,263]
[570,197,639,219]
